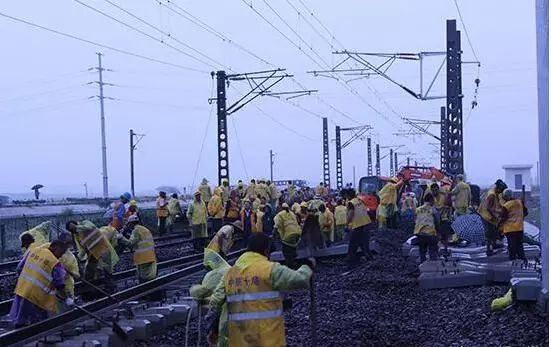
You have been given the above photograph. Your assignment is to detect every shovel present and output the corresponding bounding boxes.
[58,296,128,340]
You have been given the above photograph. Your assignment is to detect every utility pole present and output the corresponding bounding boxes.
[394,151,398,173]
[269,150,275,181]
[375,144,381,176]
[367,137,373,176]
[407,157,411,166]
[335,126,343,189]
[322,118,331,188]
[83,183,88,198]
[353,165,356,187]
[215,71,229,186]
[96,53,109,200]
[390,149,394,176]
[210,69,298,185]
[129,129,145,198]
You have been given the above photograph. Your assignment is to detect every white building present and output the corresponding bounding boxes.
[502,164,533,194]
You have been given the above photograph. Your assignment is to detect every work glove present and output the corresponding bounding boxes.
[65,297,75,307]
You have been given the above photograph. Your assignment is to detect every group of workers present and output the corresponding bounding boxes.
[9,192,159,327]
[400,174,527,262]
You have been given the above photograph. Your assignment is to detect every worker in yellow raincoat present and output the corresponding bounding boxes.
[377,177,404,229]
[451,174,472,216]
[208,188,225,236]
[204,220,243,270]
[66,220,119,293]
[245,179,257,200]
[167,193,183,232]
[334,199,348,241]
[478,179,507,256]
[274,203,302,268]
[20,221,51,252]
[414,193,440,262]
[318,203,334,247]
[218,179,231,205]
[198,178,212,203]
[287,181,296,201]
[190,251,231,347]
[500,189,526,260]
[209,233,313,347]
[187,191,208,251]
[119,215,157,283]
[38,233,79,312]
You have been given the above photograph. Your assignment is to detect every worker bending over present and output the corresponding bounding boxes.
[377,177,404,229]
[479,179,507,256]
[66,220,119,293]
[204,220,243,270]
[500,189,527,260]
[414,194,441,262]
[274,203,302,269]
[119,215,157,282]
[10,239,71,328]
[187,191,209,252]
[209,233,313,347]
[20,221,52,252]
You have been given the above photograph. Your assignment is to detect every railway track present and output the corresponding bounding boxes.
[0,249,246,346]
[0,247,213,316]
[0,231,192,277]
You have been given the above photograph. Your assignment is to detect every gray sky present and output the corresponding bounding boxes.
[0,0,539,197]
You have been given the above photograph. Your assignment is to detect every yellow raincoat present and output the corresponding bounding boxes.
[39,242,80,299]
[451,181,471,215]
[274,210,301,247]
[20,221,51,250]
[208,190,225,219]
[319,209,335,242]
[198,179,212,203]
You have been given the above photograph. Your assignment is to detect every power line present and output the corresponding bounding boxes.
[0,12,208,73]
[192,79,215,188]
[230,116,249,180]
[101,0,229,69]
[71,0,220,69]
[158,0,273,67]
[253,104,319,142]
[296,0,346,49]
[453,0,480,62]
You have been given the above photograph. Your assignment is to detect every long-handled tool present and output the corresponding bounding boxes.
[309,272,318,347]
[67,270,121,305]
[58,296,128,340]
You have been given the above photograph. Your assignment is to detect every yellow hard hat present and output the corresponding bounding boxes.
[129,200,138,206]
[300,202,308,208]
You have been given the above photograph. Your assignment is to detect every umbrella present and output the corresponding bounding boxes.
[155,186,181,195]
[31,184,44,190]
[452,213,486,246]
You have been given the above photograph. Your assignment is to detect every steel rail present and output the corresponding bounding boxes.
[0,249,245,346]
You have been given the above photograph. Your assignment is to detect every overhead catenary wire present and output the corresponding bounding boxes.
[100,0,230,70]
[71,0,221,70]
[161,0,360,127]
[0,12,207,73]
[230,116,250,181]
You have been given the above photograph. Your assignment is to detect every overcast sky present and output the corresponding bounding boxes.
[0,0,539,198]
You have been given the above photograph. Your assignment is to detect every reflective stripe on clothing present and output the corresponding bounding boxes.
[14,247,60,313]
[229,309,283,321]
[414,204,436,236]
[132,225,156,265]
[227,291,281,303]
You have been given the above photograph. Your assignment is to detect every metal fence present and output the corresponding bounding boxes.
[0,208,158,260]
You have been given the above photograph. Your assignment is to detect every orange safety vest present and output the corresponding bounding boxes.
[14,247,60,313]
[225,252,285,347]
[132,225,156,265]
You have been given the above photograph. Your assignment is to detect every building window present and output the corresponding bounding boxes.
[514,174,523,190]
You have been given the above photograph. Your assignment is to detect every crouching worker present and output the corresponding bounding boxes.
[118,215,157,283]
[190,252,231,347]
[414,193,441,263]
[209,233,313,347]
[10,239,71,328]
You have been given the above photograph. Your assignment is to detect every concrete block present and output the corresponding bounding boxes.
[145,306,176,326]
[418,270,487,289]
[73,327,128,347]
[53,340,102,347]
[118,319,152,340]
[168,304,192,323]
[512,278,542,301]
[132,313,167,334]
